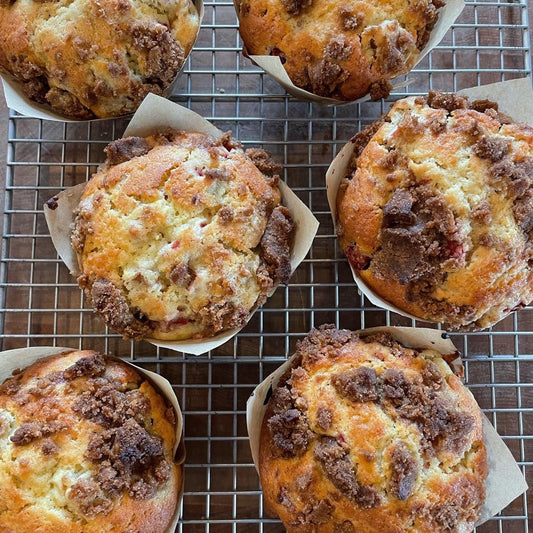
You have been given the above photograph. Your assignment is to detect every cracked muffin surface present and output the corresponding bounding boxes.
[0,0,199,118]
[336,92,533,330]
[0,349,180,533]
[237,0,444,101]
[259,326,487,533]
[72,130,295,341]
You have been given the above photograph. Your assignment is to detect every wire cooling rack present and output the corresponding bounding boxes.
[1,0,532,530]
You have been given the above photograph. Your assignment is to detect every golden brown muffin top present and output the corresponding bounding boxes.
[336,92,533,330]
[0,0,199,118]
[238,0,444,101]
[0,350,180,533]
[72,130,295,341]
[259,326,487,533]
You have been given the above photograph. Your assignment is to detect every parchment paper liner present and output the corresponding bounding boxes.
[234,0,464,105]
[0,346,185,532]
[0,0,204,122]
[44,93,320,355]
[246,326,528,525]
[325,76,533,322]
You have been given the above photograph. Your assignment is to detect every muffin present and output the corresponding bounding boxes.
[237,0,444,101]
[336,91,533,330]
[259,325,488,533]
[0,0,200,119]
[0,349,181,533]
[72,130,295,341]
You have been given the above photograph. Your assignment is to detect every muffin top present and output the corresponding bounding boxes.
[336,92,533,330]
[72,130,295,341]
[0,0,199,118]
[0,350,180,533]
[237,0,444,101]
[259,326,487,533]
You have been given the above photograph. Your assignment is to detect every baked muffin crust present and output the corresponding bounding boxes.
[238,0,444,101]
[259,325,487,533]
[0,350,180,533]
[72,130,295,340]
[0,0,199,118]
[336,92,533,330]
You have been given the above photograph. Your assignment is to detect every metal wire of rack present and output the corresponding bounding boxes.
[1,0,532,530]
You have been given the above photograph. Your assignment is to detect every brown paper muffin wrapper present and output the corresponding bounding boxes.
[325,76,533,322]
[0,0,204,122]
[0,346,185,532]
[44,93,319,355]
[246,326,528,525]
[234,0,464,105]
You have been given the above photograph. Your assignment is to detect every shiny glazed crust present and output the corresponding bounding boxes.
[72,130,295,341]
[336,92,533,330]
[0,0,199,119]
[259,326,487,533]
[0,350,180,533]
[238,0,444,101]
